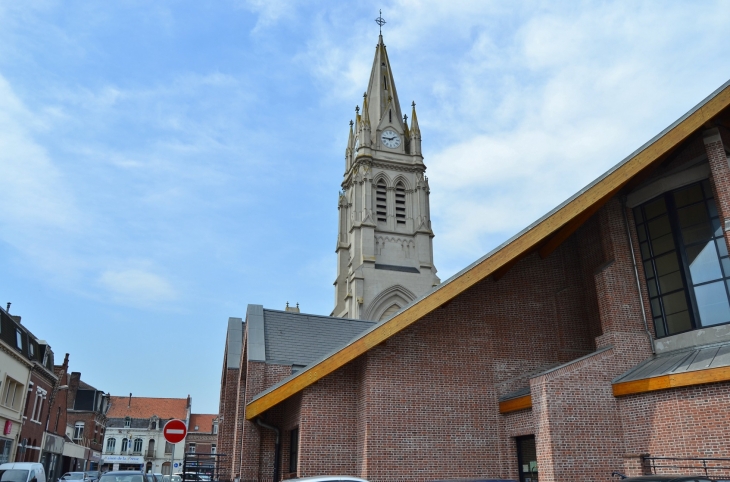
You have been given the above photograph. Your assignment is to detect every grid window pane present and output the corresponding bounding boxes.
[652,233,675,256]
[722,258,730,277]
[658,271,684,293]
[666,310,692,334]
[717,239,729,257]
[635,181,730,337]
[662,291,688,315]
[647,278,658,298]
[686,242,723,284]
[673,184,704,207]
[648,216,672,240]
[644,197,667,219]
[707,198,719,218]
[694,281,730,326]
[655,252,680,276]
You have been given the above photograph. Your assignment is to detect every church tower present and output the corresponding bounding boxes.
[332,33,439,321]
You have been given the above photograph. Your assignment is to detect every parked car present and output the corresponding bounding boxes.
[429,480,518,482]
[98,471,146,482]
[60,474,87,482]
[172,474,209,482]
[0,463,47,482]
[286,478,369,482]
[84,473,100,482]
[616,476,715,482]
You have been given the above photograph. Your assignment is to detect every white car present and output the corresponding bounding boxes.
[0,463,47,482]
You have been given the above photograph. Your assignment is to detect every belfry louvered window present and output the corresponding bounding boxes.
[395,182,406,224]
[376,180,387,223]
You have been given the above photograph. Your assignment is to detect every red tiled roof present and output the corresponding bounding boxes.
[189,414,217,433]
[107,396,188,419]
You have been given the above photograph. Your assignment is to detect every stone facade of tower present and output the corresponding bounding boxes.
[332,35,439,321]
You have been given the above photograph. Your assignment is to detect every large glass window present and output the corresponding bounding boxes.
[106,438,116,453]
[120,438,128,452]
[634,180,730,337]
[133,438,143,453]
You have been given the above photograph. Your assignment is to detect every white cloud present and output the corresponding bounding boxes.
[0,75,78,230]
[99,268,177,304]
[238,0,297,32]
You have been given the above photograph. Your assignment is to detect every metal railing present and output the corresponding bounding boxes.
[642,456,730,478]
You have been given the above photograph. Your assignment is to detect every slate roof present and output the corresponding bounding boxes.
[107,396,188,419]
[189,413,217,433]
[613,341,730,384]
[78,380,97,390]
[262,309,376,366]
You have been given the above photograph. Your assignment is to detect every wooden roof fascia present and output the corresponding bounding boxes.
[612,365,730,396]
[491,254,524,281]
[244,81,730,421]
[537,186,617,260]
[498,394,532,414]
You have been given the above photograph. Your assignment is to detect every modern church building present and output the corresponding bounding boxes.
[218,31,730,482]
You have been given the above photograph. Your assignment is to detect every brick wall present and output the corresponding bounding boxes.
[231,128,730,482]
[618,382,730,479]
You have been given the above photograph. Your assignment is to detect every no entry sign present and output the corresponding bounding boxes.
[163,419,187,444]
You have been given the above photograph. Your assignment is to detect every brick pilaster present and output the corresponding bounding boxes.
[703,127,730,255]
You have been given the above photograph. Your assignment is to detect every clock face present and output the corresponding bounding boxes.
[381,130,401,149]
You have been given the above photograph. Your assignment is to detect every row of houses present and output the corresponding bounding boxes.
[0,304,108,480]
[1,304,219,479]
[99,395,218,475]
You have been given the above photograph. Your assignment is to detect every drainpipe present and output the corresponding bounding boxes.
[255,418,280,482]
[622,198,656,354]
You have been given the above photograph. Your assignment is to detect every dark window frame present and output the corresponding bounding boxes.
[289,427,299,474]
[634,179,730,337]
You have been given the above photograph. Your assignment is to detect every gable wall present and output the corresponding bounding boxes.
[284,225,606,481]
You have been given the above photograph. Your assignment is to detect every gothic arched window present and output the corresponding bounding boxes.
[375,180,388,223]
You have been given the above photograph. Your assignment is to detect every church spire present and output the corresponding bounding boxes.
[364,34,404,132]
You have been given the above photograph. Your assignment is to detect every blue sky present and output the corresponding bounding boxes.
[1,1,729,414]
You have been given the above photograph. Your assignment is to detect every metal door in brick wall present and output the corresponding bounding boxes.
[516,435,538,482]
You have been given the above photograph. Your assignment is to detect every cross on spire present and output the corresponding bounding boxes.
[375,10,386,34]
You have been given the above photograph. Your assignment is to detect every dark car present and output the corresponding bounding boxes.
[60,474,87,482]
[98,472,146,482]
[429,479,518,482]
[619,476,715,482]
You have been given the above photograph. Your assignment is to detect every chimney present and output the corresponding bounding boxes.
[5,302,10,313]
[128,393,132,408]
[285,302,300,313]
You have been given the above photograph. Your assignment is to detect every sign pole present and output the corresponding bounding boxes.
[163,419,187,478]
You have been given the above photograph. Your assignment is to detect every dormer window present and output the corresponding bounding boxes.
[124,416,131,428]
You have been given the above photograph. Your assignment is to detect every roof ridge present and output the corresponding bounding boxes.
[263,308,377,323]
